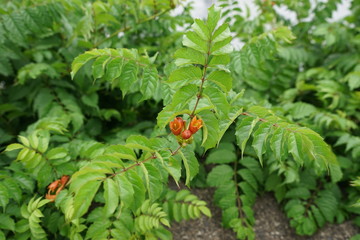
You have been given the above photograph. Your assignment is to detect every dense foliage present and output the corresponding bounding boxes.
[0,0,359,239]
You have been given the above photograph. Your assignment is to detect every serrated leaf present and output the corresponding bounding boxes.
[270,127,286,161]
[203,86,230,118]
[0,214,15,231]
[127,170,145,211]
[92,55,110,79]
[206,149,236,164]
[125,135,153,152]
[251,122,272,165]
[46,147,67,160]
[140,66,158,100]
[71,51,99,78]
[5,143,23,151]
[183,31,208,53]
[103,178,119,217]
[168,66,202,87]
[238,169,258,191]
[198,110,220,151]
[207,5,221,33]
[119,61,138,96]
[105,145,137,162]
[206,70,232,92]
[3,178,22,203]
[115,174,134,208]
[157,85,197,128]
[144,163,163,201]
[178,148,199,186]
[105,57,123,82]
[207,165,233,187]
[174,48,206,66]
[285,187,311,199]
[0,183,9,209]
[236,117,258,157]
[213,23,231,42]
[73,180,101,219]
[192,19,210,41]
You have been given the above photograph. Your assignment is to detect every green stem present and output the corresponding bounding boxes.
[190,41,212,118]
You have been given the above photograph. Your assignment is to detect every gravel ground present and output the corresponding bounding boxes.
[171,188,360,240]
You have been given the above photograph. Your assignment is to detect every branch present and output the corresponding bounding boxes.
[108,144,182,179]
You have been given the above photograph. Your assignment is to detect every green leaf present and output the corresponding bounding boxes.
[115,174,134,208]
[5,143,24,151]
[0,214,15,231]
[206,149,236,164]
[140,66,158,100]
[3,178,22,203]
[206,70,232,92]
[103,178,119,217]
[92,55,110,79]
[126,135,153,152]
[285,187,311,199]
[315,190,337,223]
[119,61,138,96]
[105,145,137,162]
[178,148,199,186]
[208,55,230,68]
[218,106,243,143]
[270,127,287,161]
[46,147,67,160]
[203,86,230,118]
[198,110,220,151]
[192,19,210,41]
[213,23,231,43]
[71,51,99,78]
[207,5,221,33]
[81,93,99,109]
[174,48,206,66]
[168,66,202,87]
[236,117,258,157]
[251,122,272,166]
[288,132,304,165]
[105,57,123,82]
[127,170,146,211]
[73,180,101,219]
[211,37,233,55]
[144,163,163,201]
[207,165,233,187]
[183,31,208,53]
[238,169,258,191]
[157,85,197,128]
[329,163,342,183]
[0,183,9,209]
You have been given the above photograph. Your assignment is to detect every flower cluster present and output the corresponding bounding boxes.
[169,116,203,145]
[45,175,70,202]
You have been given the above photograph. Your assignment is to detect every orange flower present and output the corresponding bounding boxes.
[189,116,203,134]
[45,175,70,202]
[47,180,60,193]
[169,117,185,135]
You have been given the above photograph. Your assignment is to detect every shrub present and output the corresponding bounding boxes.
[0,1,359,239]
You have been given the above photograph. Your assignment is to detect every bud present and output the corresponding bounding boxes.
[189,116,203,134]
[169,117,185,135]
[181,129,192,139]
